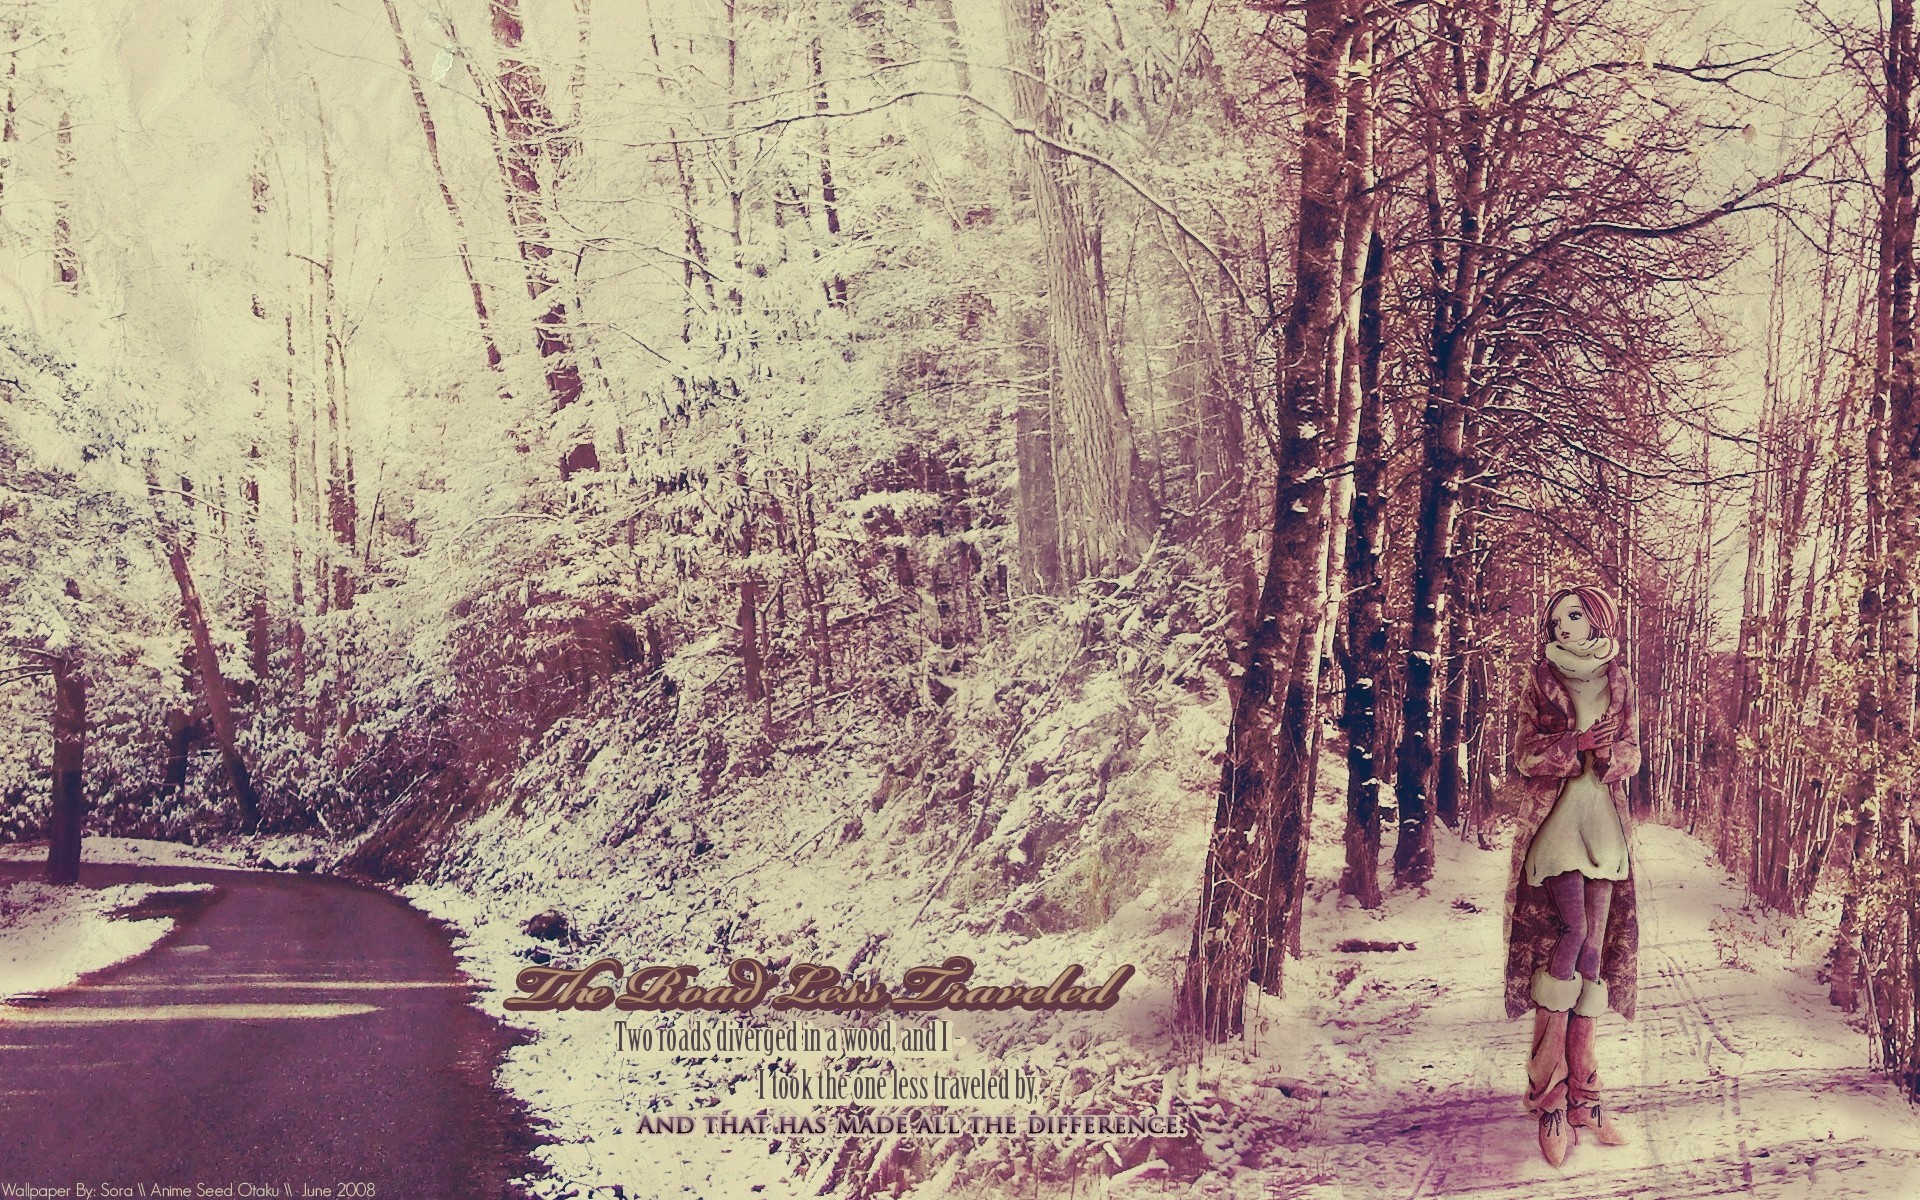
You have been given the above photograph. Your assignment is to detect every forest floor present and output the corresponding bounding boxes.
[1247,807,1920,1200]
[6,781,1917,1198]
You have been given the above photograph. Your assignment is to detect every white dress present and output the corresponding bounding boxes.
[1523,665,1631,886]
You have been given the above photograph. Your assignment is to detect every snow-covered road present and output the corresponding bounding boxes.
[1257,823,1920,1200]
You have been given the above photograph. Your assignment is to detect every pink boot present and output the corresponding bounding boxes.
[1567,991,1628,1146]
[1525,969,1579,1166]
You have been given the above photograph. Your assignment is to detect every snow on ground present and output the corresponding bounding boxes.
[400,615,1249,1200]
[0,837,233,868]
[394,597,1920,1200]
[6,733,1914,1200]
[8,666,1905,1200]
[0,833,331,871]
[1247,778,1920,1200]
[0,876,216,1001]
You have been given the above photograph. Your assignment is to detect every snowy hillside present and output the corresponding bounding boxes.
[394,699,1920,1199]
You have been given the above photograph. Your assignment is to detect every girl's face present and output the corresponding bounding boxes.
[1551,594,1594,645]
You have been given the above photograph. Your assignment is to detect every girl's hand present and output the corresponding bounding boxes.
[1576,714,1618,751]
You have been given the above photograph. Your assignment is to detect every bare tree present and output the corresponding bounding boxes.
[150,468,262,831]
[382,0,506,373]
[481,0,596,476]
[1182,0,1351,1039]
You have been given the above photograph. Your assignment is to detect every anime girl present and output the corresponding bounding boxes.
[1502,585,1640,1165]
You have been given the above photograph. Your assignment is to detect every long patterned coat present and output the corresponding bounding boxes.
[1500,655,1641,1020]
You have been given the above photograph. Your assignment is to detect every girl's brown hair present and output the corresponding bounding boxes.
[1542,586,1619,644]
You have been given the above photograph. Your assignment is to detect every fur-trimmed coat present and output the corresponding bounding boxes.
[1500,656,1641,1020]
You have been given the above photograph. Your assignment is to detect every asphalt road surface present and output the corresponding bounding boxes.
[0,861,542,1199]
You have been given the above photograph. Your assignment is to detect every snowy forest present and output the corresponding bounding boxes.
[2,0,1920,1194]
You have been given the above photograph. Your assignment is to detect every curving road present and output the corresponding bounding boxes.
[0,862,542,1199]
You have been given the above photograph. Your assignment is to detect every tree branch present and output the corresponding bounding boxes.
[1467,163,1814,335]
[605,88,1254,313]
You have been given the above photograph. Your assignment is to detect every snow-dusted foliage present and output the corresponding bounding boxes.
[0,326,200,839]
[405,543,1242,1196]
[0,0,1249,858]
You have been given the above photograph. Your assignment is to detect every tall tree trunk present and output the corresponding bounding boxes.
[1293,19,1377,950]
[811,37,847,308]
[44,650,86,885]
[1339,230,1389,909]
[1,17,17,209]
[1394,11,1491,887]
[486,0,595,475]
[1181,0,1347,1039]
[739,578,763,706]
[284,299,308,699]
[1001,0,1154,581]
[1392,366,1468,886]
[1731,342,1776,884]
[1682,428,1714,831]
[381,0,505,372]
[1836,0,1915,1013]
[724,0,745,320]
[54,110,79,289]
[152,476,262,831]
[164,532,262,830]
[1876,0,1920,1097]
[1435,501,1480,830]
[1891,1,1920,755]
[1003,57,1060,597]
[1464,533,1496,829]
[246,162,272,687]
[315,112,356,613]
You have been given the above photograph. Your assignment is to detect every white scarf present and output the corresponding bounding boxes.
[1546,637,1616,729]
[1545,636,1617,682]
